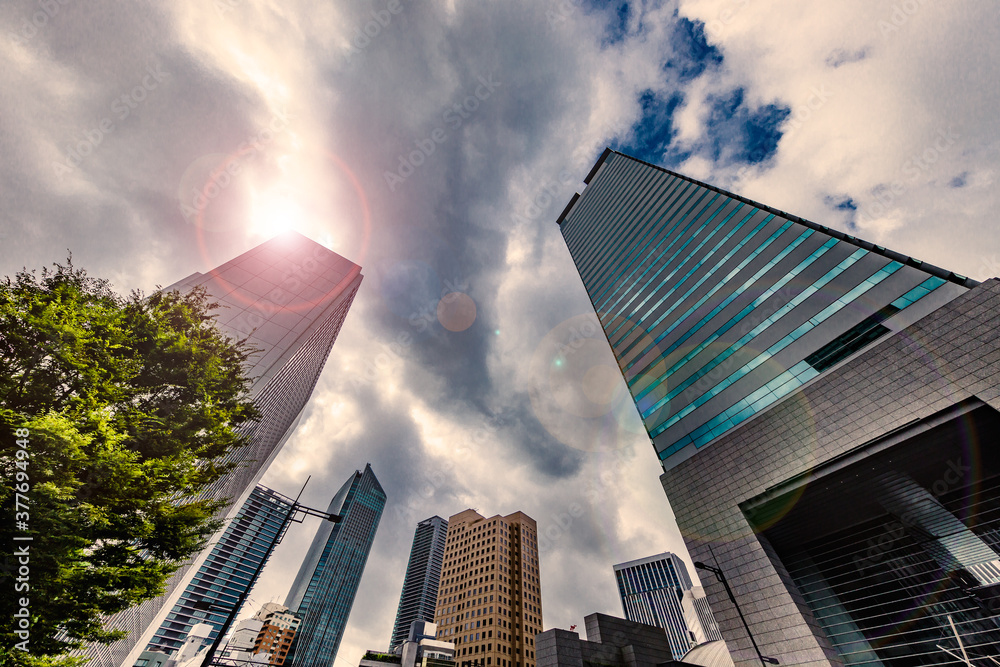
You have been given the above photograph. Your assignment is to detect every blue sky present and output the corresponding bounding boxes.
[2,1,999,664]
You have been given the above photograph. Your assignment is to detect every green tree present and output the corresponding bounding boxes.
[0,260,259,666]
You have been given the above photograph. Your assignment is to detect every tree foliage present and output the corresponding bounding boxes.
[0,260,259,666]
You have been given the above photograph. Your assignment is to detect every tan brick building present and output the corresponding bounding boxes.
[434,510,543,667]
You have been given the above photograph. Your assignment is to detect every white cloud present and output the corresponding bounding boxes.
[678,0,1000,277]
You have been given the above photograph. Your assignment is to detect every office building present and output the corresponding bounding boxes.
[252,604,301,666]
[557,149,1000,663]
[536,613,676,667]
[682,588,722,646]
[88,232,363,666]
[146,486,295,656]
[612,554,695,660]
[613,555,724,658]
[557,149,974,470]
[434,509,542,667]
[362,621,455,667]
[217,603,300,666]
[390,516,449,651]
[285,464,386,667]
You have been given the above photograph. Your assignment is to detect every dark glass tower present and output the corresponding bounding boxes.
[557,149,975,472]
[285,464,386,667]
[87,232,363,667]
[146,485,295,655]
[556,150,1000,665]
[389,516,448,652]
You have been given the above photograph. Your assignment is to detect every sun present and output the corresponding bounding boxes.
[249,189,310,239]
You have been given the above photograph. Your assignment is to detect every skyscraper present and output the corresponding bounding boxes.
[557,149,974,471]
[285,464,386,667]
[146,485,295,656]
[557,149,1000,664]
[434,509,542,667]
[390,516,449,651]
[612,553,695,660]
[89,232,363,667]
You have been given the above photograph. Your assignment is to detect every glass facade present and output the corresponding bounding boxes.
[146,485,294,655]
[613,553,697,660]
[747,403,1000,665]
[172,232,365,510]
[557,150,974,471]
[390,516,449,651]
[85,232,363,667]
[285,464,386,667]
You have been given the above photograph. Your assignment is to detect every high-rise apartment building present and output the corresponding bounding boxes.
[557,149,1000,664]
[146,485,295,656]
[285,464,386,667]
[434,509,542,667]
[612,553,695,660]
[89,232,363,667]
[390,516,449,651]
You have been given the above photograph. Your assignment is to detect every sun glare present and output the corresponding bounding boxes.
[249,189,309,239]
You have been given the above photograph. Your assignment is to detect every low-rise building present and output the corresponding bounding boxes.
[536,613,733,667]
[252,604,301,665]
[361,621,455,667]
[536,613,676,667]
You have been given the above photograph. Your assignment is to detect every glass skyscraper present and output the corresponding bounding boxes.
[285,464,386,667]
[146,485,295,656]
[613,553,694,660]
[557,149,974,472]
[390,516,449,652]
[87,232,363,667]
[558,149,1000,664]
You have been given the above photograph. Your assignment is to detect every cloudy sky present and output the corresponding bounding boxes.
[3,0,1000,663]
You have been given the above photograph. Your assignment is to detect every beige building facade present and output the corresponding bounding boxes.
[434,510,543,667]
